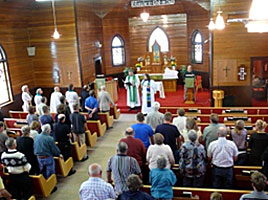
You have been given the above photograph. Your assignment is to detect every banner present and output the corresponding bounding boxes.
[131,0,175,8]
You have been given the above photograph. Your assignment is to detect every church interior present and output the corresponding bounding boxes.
[0,0,268,199]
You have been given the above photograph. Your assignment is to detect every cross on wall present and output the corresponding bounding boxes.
[223,66,231,78]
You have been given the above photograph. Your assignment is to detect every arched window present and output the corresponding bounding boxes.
[148,27,169,52]
[111,35,126,66]
[0,46,12,105]
[192,30,203,64]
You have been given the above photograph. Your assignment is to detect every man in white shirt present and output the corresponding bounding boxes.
[21,85,32,112]
[50,87,62,113]
[172,108,187,133]
[65,84,79,113]
[207,126,238,189]
[34,88,43,107]
[146,102,164,131]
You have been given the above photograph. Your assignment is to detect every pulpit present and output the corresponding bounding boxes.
[94,79,118,102]
[213,90,224,107]
[185,77,195,104]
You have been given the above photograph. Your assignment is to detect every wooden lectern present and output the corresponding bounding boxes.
[185,77,195,104]
[213,90,224,107]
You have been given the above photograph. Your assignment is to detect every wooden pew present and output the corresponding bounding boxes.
[54,157,74,177]
[9,110,28,119]
[86,120,106,137]
[28,196,36,200]
[30,174,57,198]
[99,112,114,128]
[141,185,253,200]
[4,118,27,128]
[71,142,87,161]
[110,105,120,119]
[85,130,97,147]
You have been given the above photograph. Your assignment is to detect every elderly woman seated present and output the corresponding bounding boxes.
[146,133,175,170]
[178,130,206,187]
[118,174,153,200]
[248,120,268,166]
[150,155,177,200]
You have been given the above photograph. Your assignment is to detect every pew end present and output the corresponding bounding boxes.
[85,130,97,147]
[30,174,57,198]
[54,157,74,177]
[86,120,106,137]
[110,106,120,119]
[99,112,114,128]
[71,142,87,161]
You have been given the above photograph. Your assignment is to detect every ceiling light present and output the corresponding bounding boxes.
[140,12,150,22]
[208,18,215,30]
[52,29,60,39]
[215,10,225,30]
[51,0,61,39]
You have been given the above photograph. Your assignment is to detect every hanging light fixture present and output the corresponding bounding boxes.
[246,0,268,33]
[140,11,150,22]
[208,0,225,31]
[51,0,61,39]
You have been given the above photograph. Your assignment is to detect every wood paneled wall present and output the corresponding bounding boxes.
[29,0,81,88]
[213,0,268,86]
[0,1,34,95]
[129,14,188,68]
[76,0,104,84]
[102,6,131,75]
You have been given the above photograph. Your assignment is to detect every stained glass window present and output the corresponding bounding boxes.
[192,30,203,64]
[148,27,169,52]
[0,46,12,105]
[111,35,126,66]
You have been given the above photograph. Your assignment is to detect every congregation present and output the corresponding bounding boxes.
[0,83,268,200]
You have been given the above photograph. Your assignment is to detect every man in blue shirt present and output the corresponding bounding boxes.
[34,124,62,179]
[85,90,99,120]
[131,112,154,148]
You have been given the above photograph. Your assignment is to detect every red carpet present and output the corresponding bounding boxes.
[116,86,211,113]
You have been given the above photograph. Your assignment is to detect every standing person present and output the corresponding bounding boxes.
[0,122,8,157]
[131,112,154,149]
[70,104,88,161]
[39,106,54,132]
[81,85,90,112]
[1,138,32,200]
[65,84,79,113]
[203,113,225,149]
[207,127,238,189]
[180,117,202,143]
[54,114,76,175]
[17,126,40,175]
[30,121,40,139]
[107,142,142,195]
[179,130,206,187]
[34,88,43,107]
[120,127,147,166]
[57,97,71,128]
[146,102,164,131]
[150,155,177,200]
[155,112,181,163]
[37,97,48,116]
[85,90,99,120]
[124,69,140,112]
[79,163,116,200]
[141,74,156,115]
[50,86,62,113]
[98,85,115,113]
[146,133,175,170]
[172,108,187,133]
[21,85,32,112]
[26,106,38,126]
[183,65,196,101]
[34,124,62,179]
[248,120,268,166]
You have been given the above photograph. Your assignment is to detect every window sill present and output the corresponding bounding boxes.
[0,100,14,108]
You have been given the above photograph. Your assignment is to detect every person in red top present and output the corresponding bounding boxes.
[120,127,146,166]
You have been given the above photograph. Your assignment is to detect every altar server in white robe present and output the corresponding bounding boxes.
[141,73,157,114]
[124,69,140,111]
[21,85,32,112]
[34,88,43,107]
[65,83,79,113]
[50,86,62,113]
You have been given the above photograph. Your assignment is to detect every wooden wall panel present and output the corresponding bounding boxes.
[29,0,81,88]
[187,13,210,72]
[102,8,130,75]
[76,0,104,84]
[213,0,268,86]
[0,1,34,95]
[129,14,188,69]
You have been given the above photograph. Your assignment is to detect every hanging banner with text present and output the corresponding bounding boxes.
[131,0,175,8]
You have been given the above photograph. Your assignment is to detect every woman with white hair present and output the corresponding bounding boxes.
[150,155,177,200]
[179,130,206,187]
[34,88,43,107]
[21,85,32,112]
[145,101,164,131]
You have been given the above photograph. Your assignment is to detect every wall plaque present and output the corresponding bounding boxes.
[131,0,175,8]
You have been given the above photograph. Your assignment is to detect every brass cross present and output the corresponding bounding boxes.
[67,71,72,80]
[223,66,230,78]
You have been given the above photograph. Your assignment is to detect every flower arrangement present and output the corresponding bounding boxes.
[137,57,144,62]
[170,56,177,69]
